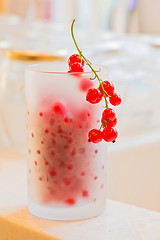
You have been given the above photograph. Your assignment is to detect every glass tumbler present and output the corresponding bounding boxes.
[25,62,108,220]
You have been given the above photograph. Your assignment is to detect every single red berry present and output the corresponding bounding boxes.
[102,108,116,121]
[101,117,117,128]
[88,129,103,143]
[109,93,122,106]
[99,81,114,96]
[68,54,85,66]
[86,88,102,104]
[69,62,84,72]
[103,127,118,142]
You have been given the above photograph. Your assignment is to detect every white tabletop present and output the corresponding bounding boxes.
[0,149,160,240]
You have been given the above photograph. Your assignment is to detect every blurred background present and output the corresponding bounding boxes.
[0,0,160,213]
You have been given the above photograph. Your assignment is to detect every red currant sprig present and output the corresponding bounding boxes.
[68,19,122,144]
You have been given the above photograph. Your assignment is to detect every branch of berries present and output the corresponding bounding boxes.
[68,19,122,144]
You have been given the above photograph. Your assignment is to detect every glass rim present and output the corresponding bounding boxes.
[25,62,108,75]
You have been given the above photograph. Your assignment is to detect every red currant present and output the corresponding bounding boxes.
[69,62,84,72]
[88,129,103,143]
[102,108,116,121]
[68,54,85,66]
[86,88,102,104]
[101,117,117,128]
[99,81,114,96]
[103,127,118,142]
[109,93,121,106]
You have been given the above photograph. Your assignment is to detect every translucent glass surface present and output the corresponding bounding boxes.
[25,62,108,220]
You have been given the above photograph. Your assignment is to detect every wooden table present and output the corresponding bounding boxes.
[0,149,160,240]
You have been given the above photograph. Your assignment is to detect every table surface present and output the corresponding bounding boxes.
[0,149,160,240]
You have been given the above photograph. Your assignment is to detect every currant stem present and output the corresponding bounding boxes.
[99,124,103,131]
[71,19,108,108]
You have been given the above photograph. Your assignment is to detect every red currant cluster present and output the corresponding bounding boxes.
[87,81,121,143]
[68,53,121,144]
[68,19,122,144]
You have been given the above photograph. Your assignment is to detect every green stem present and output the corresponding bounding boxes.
[71,19,108,108]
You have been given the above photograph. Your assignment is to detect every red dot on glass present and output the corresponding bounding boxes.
[81,172,85,176]
[39,177,42,181]
[50,119,54,125]
[45,129,49,134]
[27,111,29,115]
[63,178,71,186]
[101,184,104,190]
[67,163,73,170]
[34,161,37,166]
[65,198,76,205]
[45,161,49,165]
[51,151,55,156]
[39,112,43,117]
[102,165,104,170]
[71,148,76,156]
[79,77,93,92]
[67,138,73,144]
[37,150,41,154]
[50,189,55,194]
[95,149,98,154]
[94,176,98,180]
[79,148,85,154]
[31,133,34,138]
[64,117,69,123]
[82,190,89,197]
[64,145,69,149]
[58,128,63,134]
[28,149,31,154]
[41,141,44,144]
[53,102,65,115]
[50,170,57,177]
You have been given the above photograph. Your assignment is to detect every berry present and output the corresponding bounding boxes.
[86,88,102,104]
[102,108,116,121]
[109,93,121,106]
[69,62,84,72]
[101,117,117,128]
[68,54,85,66]
[103,127,118,142]
[99,81,114,96]
[88,129,103,143]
